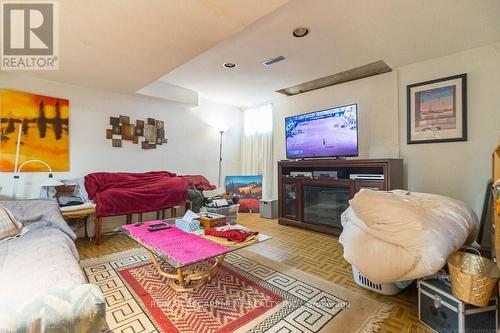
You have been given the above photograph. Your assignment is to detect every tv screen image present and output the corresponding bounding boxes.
[285,104,358,159]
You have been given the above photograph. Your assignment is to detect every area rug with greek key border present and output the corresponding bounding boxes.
[81,248,391,333]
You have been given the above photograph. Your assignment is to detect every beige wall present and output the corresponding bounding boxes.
[272,42,500,214]
[398,42,500,213]
[272,71,400,199]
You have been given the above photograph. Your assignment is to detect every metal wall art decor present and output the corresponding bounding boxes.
[107,116,167,149]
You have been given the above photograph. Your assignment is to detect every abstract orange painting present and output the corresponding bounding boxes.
[0,89,69,172]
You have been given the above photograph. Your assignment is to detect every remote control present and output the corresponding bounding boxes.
[147,223,172,232]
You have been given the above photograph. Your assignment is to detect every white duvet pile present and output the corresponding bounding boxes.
[339,189,478,283]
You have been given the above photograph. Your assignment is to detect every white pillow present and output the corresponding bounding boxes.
[0,204,23,242]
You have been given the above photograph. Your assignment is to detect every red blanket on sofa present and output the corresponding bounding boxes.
[85,171,189,218]
[183,175,217,191]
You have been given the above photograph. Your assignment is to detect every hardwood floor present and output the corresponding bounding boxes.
[77,213,430,333]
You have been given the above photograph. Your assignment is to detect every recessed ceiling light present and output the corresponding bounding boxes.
[223,62,236,69]
[293,27,309,38]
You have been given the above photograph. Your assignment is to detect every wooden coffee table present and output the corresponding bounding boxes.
[122,219,270,292]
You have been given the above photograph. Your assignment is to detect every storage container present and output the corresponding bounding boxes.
[260,199,278,219]
[418,279,497,333]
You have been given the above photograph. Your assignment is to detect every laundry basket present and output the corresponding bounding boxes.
[352,266,404,295]
[447,250,500,307]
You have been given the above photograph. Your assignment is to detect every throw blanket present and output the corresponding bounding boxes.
[204,228,259,243]
[183,175,216,191]
[85,172,189,217]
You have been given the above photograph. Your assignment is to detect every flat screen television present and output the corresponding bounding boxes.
[285,103,358,159]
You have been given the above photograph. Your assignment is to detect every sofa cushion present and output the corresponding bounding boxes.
[0,204,23,242]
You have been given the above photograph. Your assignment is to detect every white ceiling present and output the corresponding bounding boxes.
[2,0,289,93]
[159,0,500,108]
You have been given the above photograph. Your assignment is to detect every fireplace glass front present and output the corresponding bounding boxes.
[303,185,350,229]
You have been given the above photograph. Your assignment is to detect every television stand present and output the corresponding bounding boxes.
[278,158,404,236]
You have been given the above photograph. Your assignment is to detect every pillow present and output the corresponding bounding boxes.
[0,204,23,242]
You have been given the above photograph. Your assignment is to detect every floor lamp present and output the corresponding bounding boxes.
[12,124,63,198]
[218,130,224,189]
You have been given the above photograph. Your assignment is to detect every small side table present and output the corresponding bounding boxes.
[61,207,96,240]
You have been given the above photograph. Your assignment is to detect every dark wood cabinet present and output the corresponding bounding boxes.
[278,158,404,236]
[282,179,299,220]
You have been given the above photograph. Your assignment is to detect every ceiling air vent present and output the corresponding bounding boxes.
[276,60,392,96]
[263,55,286,67]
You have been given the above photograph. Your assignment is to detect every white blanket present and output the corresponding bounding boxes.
[339,189,478,283]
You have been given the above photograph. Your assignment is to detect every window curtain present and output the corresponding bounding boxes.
[241,104,273,199]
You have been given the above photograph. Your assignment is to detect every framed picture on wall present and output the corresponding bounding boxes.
[407,73,467,144]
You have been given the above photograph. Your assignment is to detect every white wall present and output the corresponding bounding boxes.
[272,71,400,198]
[398,42,500,213]
[271,42,500,214]
[0,73,242,199]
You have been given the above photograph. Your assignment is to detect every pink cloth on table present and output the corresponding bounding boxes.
[122,220,229,266]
